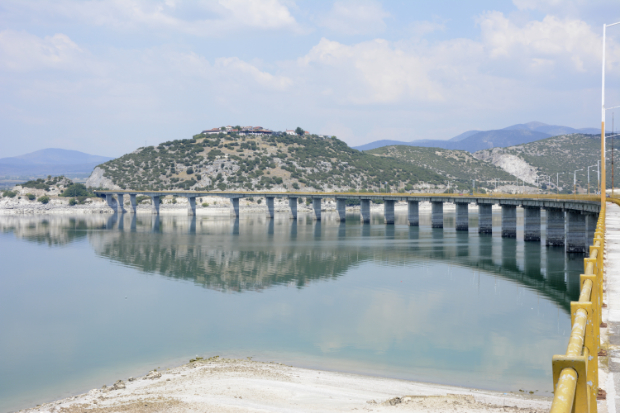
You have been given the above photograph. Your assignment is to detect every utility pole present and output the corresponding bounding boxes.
[556,172,565,195]
[601,21,620,203]
[613,113,615,197]
[574,169,583,194]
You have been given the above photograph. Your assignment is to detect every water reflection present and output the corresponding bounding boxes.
[0,210,587,412]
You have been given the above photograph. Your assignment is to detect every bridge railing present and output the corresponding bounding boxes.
[549,203,606,413]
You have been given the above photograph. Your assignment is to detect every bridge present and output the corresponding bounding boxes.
[95,190,601,254]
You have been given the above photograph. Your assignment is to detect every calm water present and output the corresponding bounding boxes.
[0,210,585,412]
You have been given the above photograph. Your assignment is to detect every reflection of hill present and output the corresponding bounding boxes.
[0,215,109,246]
[89,217,360,293]
[85,214,581,311]
[0,213,582,310]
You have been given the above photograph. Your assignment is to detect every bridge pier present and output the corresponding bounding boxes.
[187,196,196,216]
[455,202,468,231]
[265,196,275,219]
[586,213,597,244]
[546,208,565,246]
[288,197,298,219]
[312,198,322,221]
[105,194,116,210]
[478,204,493,234]
[336,198,346,222]
[360,199,370,224]
[501,205,517,238]
[129,194,137,214]
[524,207,541,242]
[566,211,586,253]
[151,195,161,215]
[407,201,419,226]
[230,198,240,218]
[384,200,395,225]
[116,194,127,213]
[431,201,443,228]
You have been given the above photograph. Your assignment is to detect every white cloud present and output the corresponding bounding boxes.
[298,38,442,104]
[319,0,390,35]
[0,30,84,71]
[1,0,301,36]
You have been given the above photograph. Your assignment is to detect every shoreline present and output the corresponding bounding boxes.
[0,200,492,216]
[19,357,552,413]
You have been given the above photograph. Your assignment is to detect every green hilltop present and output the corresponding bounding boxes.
[474,134,620,191]
[367,146,517,185]
[91,132,452,192]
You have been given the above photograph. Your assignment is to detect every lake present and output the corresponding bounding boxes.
[0,209,584,412]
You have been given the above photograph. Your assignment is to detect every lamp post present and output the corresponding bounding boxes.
[573,169,583,194]
[556,172,565,195]
[602,21,620,204]
[588,164,598,194]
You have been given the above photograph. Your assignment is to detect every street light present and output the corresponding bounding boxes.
[556,172,565,195]
[602,20,620,202]
[573,169,583,194]
[587,164,598,194]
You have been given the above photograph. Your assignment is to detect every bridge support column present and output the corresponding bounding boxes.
[187,196,196,216]
[151,195,161,215]
[360,199,370,223]
[266,196,275,219]
[545,208,564,246]
[523,207,541,242]
[230,198,240,218]
[384,200,395,225]
[105,194,116,210]
[288,197,298,219]
[116,194,127,213]
[407,201,419,226]
[478,204,492,234]
[566,211,587,253]
[501,205,517,238]
[129,194,137,214]
[336,198,346,222]
[455,202,468,231]
[431,201,443,228]
[586,213,597,244]
[312,198,322,221]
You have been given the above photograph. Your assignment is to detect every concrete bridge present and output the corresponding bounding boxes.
[95,191,601,253]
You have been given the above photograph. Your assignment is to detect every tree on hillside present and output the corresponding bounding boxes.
[295,127,305,136]
[220,126,226,130]
[234,125,242,130]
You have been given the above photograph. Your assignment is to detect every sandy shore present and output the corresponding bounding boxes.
[20,358,550,413]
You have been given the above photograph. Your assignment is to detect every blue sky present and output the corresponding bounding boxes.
[1,0,620,157]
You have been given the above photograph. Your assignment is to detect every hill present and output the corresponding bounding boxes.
[367,146,517,185]
[0,148,113,177]
[474,134,618,191]
[86,132,449,192]
[353,122,599,152]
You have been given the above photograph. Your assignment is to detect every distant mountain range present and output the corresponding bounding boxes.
[353,122,601,152]
[0,148,113,177]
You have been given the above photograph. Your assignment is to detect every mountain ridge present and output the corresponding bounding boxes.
[353,122,600,152]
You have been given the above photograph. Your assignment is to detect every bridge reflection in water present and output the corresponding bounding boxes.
[0,209,587,403]
[89,209,583,311]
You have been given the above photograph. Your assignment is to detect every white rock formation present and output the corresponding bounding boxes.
[474,149,538,184]
[86,167,120,189]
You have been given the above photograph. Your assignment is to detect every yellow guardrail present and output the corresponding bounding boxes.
[549,202,606,413]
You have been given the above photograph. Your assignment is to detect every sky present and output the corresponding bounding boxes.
[1,0,620,158]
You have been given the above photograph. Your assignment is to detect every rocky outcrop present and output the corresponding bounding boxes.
[86,167,120,190]
[474,148,538,184]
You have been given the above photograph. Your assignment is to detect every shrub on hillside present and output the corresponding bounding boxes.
[61,183,91,198]
[26,193,35,200]
[2,190,17,198]
[69,198,78,206]
[38,195,50,204]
